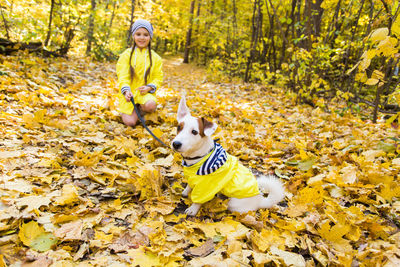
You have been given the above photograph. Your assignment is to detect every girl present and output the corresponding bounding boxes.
[116,19,163,126]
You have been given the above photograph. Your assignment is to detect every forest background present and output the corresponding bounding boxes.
[1,0,400,266]
[1,0,400,121]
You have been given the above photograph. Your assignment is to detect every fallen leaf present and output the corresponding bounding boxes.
[54,221,83,241]
[270,246,306,267]
[19,221,45,247]
[16,195,52,212]
[184,239,215,257]
[54,184,79,206]
[21,256,53,267]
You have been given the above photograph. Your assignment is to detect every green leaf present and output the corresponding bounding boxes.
[286,160,299,166]
[30,233,58,252]
[213,234,225,243]
[274,169,290,180]
[298,159,315,171]
[377,141,396,153]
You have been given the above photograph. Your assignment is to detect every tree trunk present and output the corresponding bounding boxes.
[58,28,75,55]
[106,0,117,40]
[203,0,215,65]
[264,1,277,71]
[193,1,201,61]
[127,0,135,46]
[323,0,341,45]
[340,0,365,92]
[266,0,288,58]
[183,0,196,64]
[232,0,238,51]
[278,0,297,68]
[373,85,383,123]
[304,0,312,51]
[379,0,392,33]
[44,0,55,46]
[245,0,262,82]
[1,6,11,40]
[86,0,96,55]
[312,0,324,36]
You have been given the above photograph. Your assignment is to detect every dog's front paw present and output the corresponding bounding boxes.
[185,203,201,216]
[182,185,191,197]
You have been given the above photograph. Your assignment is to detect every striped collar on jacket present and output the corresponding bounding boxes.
[182,143,228,176]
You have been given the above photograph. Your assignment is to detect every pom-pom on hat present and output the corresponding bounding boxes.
[131,19,154,39]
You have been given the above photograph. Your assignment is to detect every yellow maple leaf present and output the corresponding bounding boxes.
[186,217,250,241]
[55,184,79,205]
[227,240,242,256]
[15,195,52,212]
[270,246,306,267]
[345,225,361,242]
[22,113,40,129]
[73,150,102,167]
[251,228,287,252]
[152,128,164,138]
[128,248,161,267]
[340,164,358,184]
[136,165,163,200]
[153,154,174,167]
[295,186,325,206]
[127,155,140,167]
[95,230,113,243]
[318,220,351,243]
[299,149,308,160]
[379,182,400,201]
[19,221,45,246]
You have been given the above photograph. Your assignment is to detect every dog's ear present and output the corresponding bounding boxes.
[177,96,190,122]
[201,117,218,136]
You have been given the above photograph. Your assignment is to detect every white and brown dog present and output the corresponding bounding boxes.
[172,96,285,216]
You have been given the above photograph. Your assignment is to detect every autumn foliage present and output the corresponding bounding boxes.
[1,0,400,266]
[0,52,400,266]
[2,0,399,119]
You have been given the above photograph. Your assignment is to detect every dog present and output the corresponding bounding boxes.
[172,96,285,216]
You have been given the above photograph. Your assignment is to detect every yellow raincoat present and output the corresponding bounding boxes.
[183,148,260,204]
[116,48,163,114]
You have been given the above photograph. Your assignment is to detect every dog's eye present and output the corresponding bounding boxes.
[177,125,181,131]
[192,130,198,135]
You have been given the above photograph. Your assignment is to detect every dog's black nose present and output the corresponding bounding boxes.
[172,141,182,150]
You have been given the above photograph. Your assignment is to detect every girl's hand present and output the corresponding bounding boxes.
[138,86,151,95]
[124,90,133,102]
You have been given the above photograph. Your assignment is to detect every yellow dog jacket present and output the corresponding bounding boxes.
[183,143,260,204]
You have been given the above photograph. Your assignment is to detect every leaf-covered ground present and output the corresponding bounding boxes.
[1,52,400,266]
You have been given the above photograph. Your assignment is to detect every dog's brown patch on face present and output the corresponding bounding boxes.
[197,118,205,137]
[177,122,184,133]
[198,117,213,137]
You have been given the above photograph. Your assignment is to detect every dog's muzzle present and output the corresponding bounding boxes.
[172,141,182,150]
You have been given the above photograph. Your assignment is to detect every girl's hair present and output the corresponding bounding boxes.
[128,42,153,84]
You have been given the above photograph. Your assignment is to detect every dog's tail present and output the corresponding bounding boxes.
[257,174,285,209]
